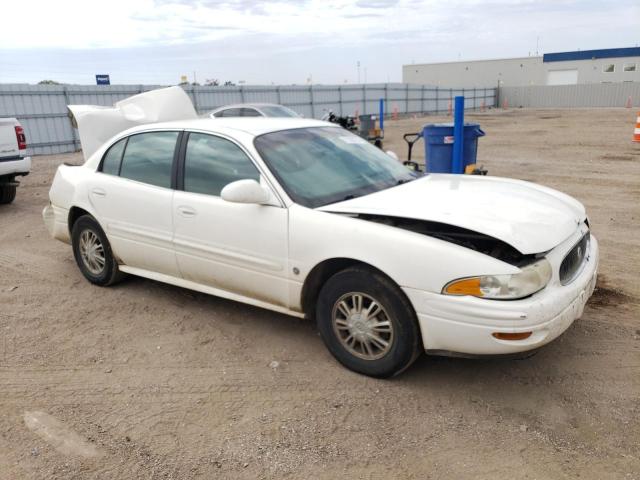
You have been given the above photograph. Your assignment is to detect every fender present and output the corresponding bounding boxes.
[289,205,520,310]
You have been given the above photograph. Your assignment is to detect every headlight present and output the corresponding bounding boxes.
[442,258,552,300]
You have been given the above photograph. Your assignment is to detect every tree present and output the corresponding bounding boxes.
[204,79,236,87]
[38,80,61,85]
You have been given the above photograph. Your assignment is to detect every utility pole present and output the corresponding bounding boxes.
[357,61,361,84]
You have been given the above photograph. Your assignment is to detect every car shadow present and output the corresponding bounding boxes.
[112,275,620,399]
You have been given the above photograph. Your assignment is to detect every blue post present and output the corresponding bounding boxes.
[452,95,464,173]
[379,98,384,132]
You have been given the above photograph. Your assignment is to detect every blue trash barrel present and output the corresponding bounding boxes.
[422,123,485,173]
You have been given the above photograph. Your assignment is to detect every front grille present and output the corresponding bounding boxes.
[559,231,590,285]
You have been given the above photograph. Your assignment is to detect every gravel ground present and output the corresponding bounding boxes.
[1,108,639,479]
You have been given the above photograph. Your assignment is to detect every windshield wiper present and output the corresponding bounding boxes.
[396,178,415,185]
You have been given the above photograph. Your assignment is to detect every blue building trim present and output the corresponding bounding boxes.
[543,47,640,63]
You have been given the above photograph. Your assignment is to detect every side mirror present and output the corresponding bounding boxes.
[386,150,399,162]
[221,179,271,204]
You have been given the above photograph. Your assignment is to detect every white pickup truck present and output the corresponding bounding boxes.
[0,118,31,204]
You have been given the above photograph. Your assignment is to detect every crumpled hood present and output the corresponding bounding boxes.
[318,174,586,254]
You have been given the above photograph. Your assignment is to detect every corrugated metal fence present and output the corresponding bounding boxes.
[0,83,496,156]
[499,82,640,109]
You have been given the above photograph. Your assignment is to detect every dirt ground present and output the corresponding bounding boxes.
[1,108,639,479]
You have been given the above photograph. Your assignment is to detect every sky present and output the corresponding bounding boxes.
[0,0,638,85]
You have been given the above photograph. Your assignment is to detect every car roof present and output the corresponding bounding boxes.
[124,117,335,137]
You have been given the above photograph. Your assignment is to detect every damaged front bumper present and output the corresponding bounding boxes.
[404,231,599,356]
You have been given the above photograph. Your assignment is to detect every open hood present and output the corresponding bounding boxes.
[68,86,197,161]
[318,175,586,255]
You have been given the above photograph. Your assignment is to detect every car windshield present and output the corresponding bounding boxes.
[259,105,300,117]
[254,127,418,208]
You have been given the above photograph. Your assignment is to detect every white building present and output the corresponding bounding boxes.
[403,47,640,88]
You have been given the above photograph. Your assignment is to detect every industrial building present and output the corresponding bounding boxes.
[403,47,640,88]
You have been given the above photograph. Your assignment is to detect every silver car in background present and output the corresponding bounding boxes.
[208,103,301,118]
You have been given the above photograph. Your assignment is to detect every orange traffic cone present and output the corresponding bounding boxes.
[392,105,399,120]
[480,100,486,112]
[633,111,640,143]
[625,96,633,108]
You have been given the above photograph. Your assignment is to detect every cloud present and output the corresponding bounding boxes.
[2,0,638,51]
[0,0,638,84]
[153,0,313,16]
[355,0,400,8]
[343,12,385,18]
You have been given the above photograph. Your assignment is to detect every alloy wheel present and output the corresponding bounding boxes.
[331,292,394,360]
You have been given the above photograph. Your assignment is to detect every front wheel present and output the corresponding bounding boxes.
[71,215,125,286]
[316,266,421,378]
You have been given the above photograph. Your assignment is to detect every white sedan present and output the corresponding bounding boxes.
[44,116,598,377]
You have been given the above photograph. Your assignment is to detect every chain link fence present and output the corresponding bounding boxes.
[0,83,496,156]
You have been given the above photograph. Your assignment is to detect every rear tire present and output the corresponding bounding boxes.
[316,266,421,378]
[0,185,17,204]
[71,215,125,286]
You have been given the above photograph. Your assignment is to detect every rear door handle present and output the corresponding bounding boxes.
[177,206,197,217]
[91,188,106,197]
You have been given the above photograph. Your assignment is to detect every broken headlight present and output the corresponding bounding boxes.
[442,258,552,300]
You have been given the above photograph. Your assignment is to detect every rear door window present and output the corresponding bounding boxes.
[101,138,127,175]
[239,108,261,117]
[259,106,299,117]
[119,131,179,188]
[220,108,242,117]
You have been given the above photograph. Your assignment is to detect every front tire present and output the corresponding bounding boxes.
[0,185,17,204]
[316,266,421,378]
[71,215,125,286]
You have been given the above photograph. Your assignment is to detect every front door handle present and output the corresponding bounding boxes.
[91,188,106,197]
[177,206,197,217]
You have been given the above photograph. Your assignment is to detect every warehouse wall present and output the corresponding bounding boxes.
[499,82,640,108]
[403,57,544,88]
[403,56,640,88]
[543,57,640,85]
[0,83,496,155]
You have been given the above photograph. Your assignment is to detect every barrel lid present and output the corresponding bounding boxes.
[423,122,481,128]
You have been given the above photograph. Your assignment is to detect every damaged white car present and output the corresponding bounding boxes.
[44,87,598,377]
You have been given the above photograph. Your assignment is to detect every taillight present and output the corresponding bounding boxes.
[15,126,27,150]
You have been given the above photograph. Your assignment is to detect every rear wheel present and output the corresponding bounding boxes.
[316,266,421,378]
[0,185,17,204]
[71,215,125,286]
